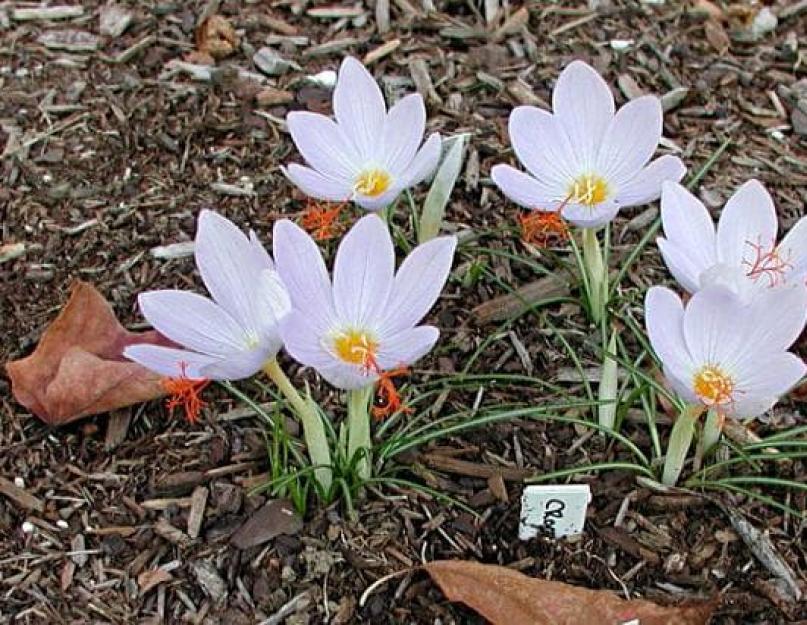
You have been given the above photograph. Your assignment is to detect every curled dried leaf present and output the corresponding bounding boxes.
[424,560,717,625]
[5,281,169,426]
[195,15,238,60]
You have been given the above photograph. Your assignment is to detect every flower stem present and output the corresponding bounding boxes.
[262,360,332,494]
[581,227,607,324]
[347,387,373,480]
[597,329,619,430]
[701,408,724,454]
[662,404,703,486]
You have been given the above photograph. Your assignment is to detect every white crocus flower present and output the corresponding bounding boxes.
[658,179,807,295]
[283,56,442,212]
[491,60,686,228]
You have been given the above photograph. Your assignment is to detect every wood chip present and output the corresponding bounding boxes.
[138,568,174,595]
[0,476,44,512]
[38,30,100,52]
[471,275,569,324]
[104,410,131,450]
[187,487,209,540]
[420,454,535,481]
[363,39,400,65]
[154,517,192,548]
[12,6,84,21]
[190,561,227,603]
[230,499,302,549]
[150,241,195,260]
[409,58,441,104]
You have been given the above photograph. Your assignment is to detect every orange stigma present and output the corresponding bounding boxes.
[363,354,412,420]
[743,237,792,287]
[519,210,569,247]
[300,200,344,241]
[161,362,210,424]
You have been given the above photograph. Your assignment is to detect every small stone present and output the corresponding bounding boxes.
[253,47,299,76]
[99,4,133,38]
[750,7,777,39]
[21,521,34,534]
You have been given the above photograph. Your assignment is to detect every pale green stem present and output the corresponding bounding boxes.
[347,387,373,480]
[701,408,724,454]
[262,360,332,493]
[597,330,619,430]
[581,227,606,324]
[662,404,703,486]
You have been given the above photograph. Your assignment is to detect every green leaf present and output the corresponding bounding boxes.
[418,134,467,243]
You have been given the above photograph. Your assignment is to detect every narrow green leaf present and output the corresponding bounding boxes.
[418,134,467,243]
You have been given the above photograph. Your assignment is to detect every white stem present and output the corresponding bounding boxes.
[347,387,373,480]
[701,408,724,454]
[598,330,619,430]
[582,227,606,324]
[662,404,702,486]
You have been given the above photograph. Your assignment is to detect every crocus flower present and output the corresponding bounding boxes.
[645,283,807,419]
[273,213,456,390]
[125,210,291,380]
[491,60,686,228]
[283,56,442,211]
[658,179,807,295]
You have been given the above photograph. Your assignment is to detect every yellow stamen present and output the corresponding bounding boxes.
[692,365,735,406]
[354,169,391,197]
[333,329,378,366]
[568,174,609,206]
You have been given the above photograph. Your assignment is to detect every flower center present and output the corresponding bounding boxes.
[568,174,609,206]
[692,365,735,406]
[743,237,792,288]
[354,169,391,197]
[333,329,378,366]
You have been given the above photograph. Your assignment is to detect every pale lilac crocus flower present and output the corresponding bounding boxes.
[273,214,456,390]
[283,56,442,211]
[491,60,686,228]
[658,180,807,296]
[645,283,807,420]
[125,210,290,380]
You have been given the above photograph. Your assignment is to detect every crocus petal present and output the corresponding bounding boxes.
[716,180,777,268]
[509,106,577,192]
[195,210,272,338]
[273,219,336,332]
[383,93,426,173]
[333,56,386,161]
[552,60,615,170]
[139,290,247,355]
[490,164,560,211]
[283,164,353,202]
[730,352,806,418]
[200,347,272,380]
[333,214,394,327]
[698,263,755,303]
[279,312,334,371]
[645,286,694,385]
[741,284,807,354]
[376,325,439,370]
[682,286,746,368]
[380,235,457,336]
[562,200,620,229]
[399,132,442,188]
[317,362,376,390]
[251,269,292,354]
[249,230,275,271]
[353,186,401,212]
[615,155,686,207]
[598,96,662,184]
[286,112,361,181]
[124,344,221,379]
[657,238,706,295]
[778,215,807,284]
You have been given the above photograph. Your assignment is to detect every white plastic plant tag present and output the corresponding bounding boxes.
[518,484,591,540]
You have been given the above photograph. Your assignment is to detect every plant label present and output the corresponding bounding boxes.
[518,484,591,540]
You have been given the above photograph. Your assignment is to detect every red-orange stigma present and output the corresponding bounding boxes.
[519,210,569,247]
[743,237,792,287]
[362,354,412,421]
[300,200,344,241]
[161,362,210,424]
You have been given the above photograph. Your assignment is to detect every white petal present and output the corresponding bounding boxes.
[645,287,694,385]
[615,155,686,207]
[195,210,273,338]
[251,269,291,355]
[317,361,376,390]
[138,290,247,355]
[380,235,457,336]
[283,164,353,202]
[376,326,439,370]
[332,214,394,327]
[682,285,747,369]
[778,215,807,285]
[200,347,272,380]
[286,112,361,181]
[730,352,806,418]
[279,312,333,371]
[552,60,615,171]
[353,186,401,212]
[273,219,336,332]
[399,132,442,188]
[490,164,562,210]
[333,56,386,161]
[562,200,620,228]
[657,238,706,295]
[509,106,577,190]
[123,344,221,379]
[248,230,274,270]
[383,93,426,173]
[716,180,778,268]
[597,96,662,184]
[659,181,717,283]
[741,284,807,354]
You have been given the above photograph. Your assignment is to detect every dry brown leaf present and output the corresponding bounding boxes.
[693,0,725,21]
[704,19,730,54]
[138,568,173,595]
[424,560,717,625]
[5,281,169,426]
[195,15,238,60]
